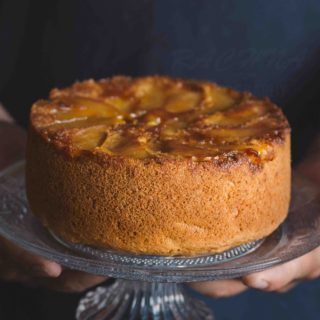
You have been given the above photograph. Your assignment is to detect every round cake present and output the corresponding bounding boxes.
[26,76,291,255]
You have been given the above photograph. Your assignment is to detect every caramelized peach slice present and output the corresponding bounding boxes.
[203,85,237,111]
[165,90,201,113]
[164,140,218,157]
[99,132,125,153]
[47,116,125,130]
[144,113,162,126]
[105,96,133,112]
[161,118,187,139]
[202,104,266,126]
[114,142,150,158]
[130,80,166,110]
[55,98,122,121]
[236,140,275,160]
[204,116,278,142]
[99,132,159,158]
[205,127,261,142]
[72,126,107,150]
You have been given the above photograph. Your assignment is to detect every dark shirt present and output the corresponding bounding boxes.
[0,1,320,319]
[0,0,320,161]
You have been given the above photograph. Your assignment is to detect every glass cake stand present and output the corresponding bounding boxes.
[0,161,320,320]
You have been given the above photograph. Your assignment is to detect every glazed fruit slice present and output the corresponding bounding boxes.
[30,76,289,163]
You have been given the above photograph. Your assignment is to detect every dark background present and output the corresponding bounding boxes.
[0,0,319,162]
[0,0,319,319]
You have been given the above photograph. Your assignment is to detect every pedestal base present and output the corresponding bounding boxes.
[76,279,214,320]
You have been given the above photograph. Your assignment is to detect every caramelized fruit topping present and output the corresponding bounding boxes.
[31,76,289,163]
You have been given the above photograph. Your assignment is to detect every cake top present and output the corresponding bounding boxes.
[30,76,289,164]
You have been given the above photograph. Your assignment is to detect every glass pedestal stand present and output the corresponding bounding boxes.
[77,280,212,319]
[55,236,262,320]
[52,224,263,320]
[0,161,320,320]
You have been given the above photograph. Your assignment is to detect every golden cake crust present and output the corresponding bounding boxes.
[26,76,291,255]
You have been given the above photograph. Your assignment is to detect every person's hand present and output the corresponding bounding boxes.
[0,236,107,292]
[0,107,107,293]
[190,246,320,298]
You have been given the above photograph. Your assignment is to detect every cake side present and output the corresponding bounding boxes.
[26,127,290,255]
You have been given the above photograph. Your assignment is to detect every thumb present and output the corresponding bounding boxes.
[242,247,320,291]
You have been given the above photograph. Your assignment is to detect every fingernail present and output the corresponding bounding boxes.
[250,279,269,289]
[30,264,49,277]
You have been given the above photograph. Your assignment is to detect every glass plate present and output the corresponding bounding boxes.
[0,160,319,282]
[0,161,319,319]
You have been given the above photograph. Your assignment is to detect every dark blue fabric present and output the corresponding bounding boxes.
[188,278,320,320]
[0,1,319,318]
[0,0,319,160]
[149,0,320,104]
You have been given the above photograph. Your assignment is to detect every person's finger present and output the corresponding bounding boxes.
[189,279,248,298]
[0,269,20,282]
[0,265,31,284]
[0,258,30,282]
[23,258,62,278]
[243,261,302,291]
[243,248,320,291]
[36,270,107,293]
[276,281,298,293]
[0,237,62,278]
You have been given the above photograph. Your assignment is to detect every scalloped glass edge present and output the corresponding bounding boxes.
[0,160,319,282]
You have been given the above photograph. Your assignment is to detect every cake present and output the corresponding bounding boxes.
[26,76,291,256]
